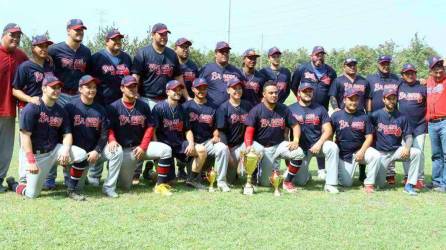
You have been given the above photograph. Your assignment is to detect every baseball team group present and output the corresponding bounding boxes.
[1,19,446,201]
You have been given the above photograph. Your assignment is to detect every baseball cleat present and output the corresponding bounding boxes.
[363,184,375,194]
[154,183,173,196]
[282,181,298,193]
[217,181,231,192]
[386,176,396,185]
[324,184,339,194]
[414,180,425,190]
[103,189,119,198]
[67,190,86,201]
[132,175,140,185]
[87,176,100,187]
[6,177,18,191]
[186,179,207,190]
[403,184,418,196]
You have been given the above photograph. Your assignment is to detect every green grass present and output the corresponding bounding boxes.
[1,96,446,249]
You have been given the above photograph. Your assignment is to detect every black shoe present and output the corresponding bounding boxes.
[425,182,439,190]
[67,190,86,201]
[6,177,18,191]
[358,164,367,182]
[177,169,188,181]
[143,161,154,180]
[186,178,207,190]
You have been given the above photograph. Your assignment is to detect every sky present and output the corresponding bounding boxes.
[1,0,444,56]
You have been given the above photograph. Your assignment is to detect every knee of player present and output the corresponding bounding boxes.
[340,178,353,187]
[195,145,207,156]
[160,144,172,158]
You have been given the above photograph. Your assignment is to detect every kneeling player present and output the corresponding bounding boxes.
[370,88,421,195]
[244,81,305,191]
[107,76,174,195]
[289,82,340,193]
[6,76,87,200]
[331,89,380,193]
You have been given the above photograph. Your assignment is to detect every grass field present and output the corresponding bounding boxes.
[1,100,446,249]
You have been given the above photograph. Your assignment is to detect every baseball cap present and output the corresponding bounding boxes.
[298,81,314,91]
[401,63,417,73]
[79,75,99,86]
[42,76,63,87]
[312,46,326,55]
[166,80,184,90]
[215,41,231,51]
[105,29,124,40]
[268,47,282,56]
[344,58,358,65]
[121,75,138,86]
[242,49,260,58]
[428,56,444,69]
[67,19,87,30]
[31,35,53,46]
[151,23,170,34]
[192,78,208,88]
[175,37,192,47]
[383,88,397,98]
[378,55,392,64]
[3,23,22,34]
[227,78,243,88]
[344,88,359,98]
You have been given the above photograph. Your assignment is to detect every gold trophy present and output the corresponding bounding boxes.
[269,170,283,197]
[240,148,261,195]
[206,168,217,192]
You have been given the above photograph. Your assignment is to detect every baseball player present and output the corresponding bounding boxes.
[216,78,264,183]
[107,75,174,195]
[152,80,202,183]
[370,88,421,196]
[182,78,230,191]
[244,81,305,191]
[0,23,28,192]
[240,49,266,105]
[329,58,371,112]
[331,88,381,193]
[198,41,244,108]
[45,19,91,188]
[290,46,336,179]
[288,82,340,193]
[174,37,198,99]
[398,64,426,189]
[132,23,187,109]
[86,28,132,186]
[5,76,87,199]
[65,75,123,198]
[259,47,291,103]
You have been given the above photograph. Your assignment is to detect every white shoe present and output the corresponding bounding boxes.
[217,181,231,192]
[87,176,100,187]
[324,184,339,194]
[317,170,326,180]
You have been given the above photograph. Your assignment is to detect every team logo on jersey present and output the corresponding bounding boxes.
[73,115,101,130]
[34,72,44,82]
[118,115,145,127]
[377,123,402,137]
[304,113,320,125]
[38,112,63,127]
[260,118,285,128]
[147,63,174,77]
[304,72,317,81]
[189,112,213,125]
[427,84,444,94]
[230,113,248,124]
[102,64,130,76]
[343,83,365,93]
[351,121,365,131]
[244,81,260,93]
[398,92,424,103]
[373,83,398,92]
[183,71,196,82]
[162,118,184,132]
[210,72,222,81]
[61,58,87,72]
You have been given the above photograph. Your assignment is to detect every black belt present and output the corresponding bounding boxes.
[33,148,52,154]
[430,117,446,123]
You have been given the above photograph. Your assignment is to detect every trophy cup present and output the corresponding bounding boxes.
[206,168,217,192]
[240,148,261,195]
[269,170,283,197]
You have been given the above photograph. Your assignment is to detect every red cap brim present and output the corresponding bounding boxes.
[108,34,124,39]
[46,81,63,87]
[70,25,87,30]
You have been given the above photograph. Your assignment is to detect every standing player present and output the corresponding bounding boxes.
[45,19,91,188]
[65,75,123,198]
[183,78,230,191]
[152,80,201,182]
[240,49,266,105]
[86,28,132,186]
[174,37,198,99]
[331,89,381,193]
[216,78,264,183]
[329,58,370,112]
[198,41,244,108]
[370,88,421,195]
[6,76,87,199]
[259,47,291,103]
[0,23,28,192]
[244,81,305,190]
[132,23,187,109]
[289,82,340,193]
[398,64,426,189]
[426,56,446,192]
[107,76,174,195]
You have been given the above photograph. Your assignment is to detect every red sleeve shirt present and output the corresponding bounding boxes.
[426,75,446,121]
[0,46,28,117]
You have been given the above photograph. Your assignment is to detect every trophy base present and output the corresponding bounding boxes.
[273,189,281,197]
[243,186,255,195]
[209,187,216,192]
